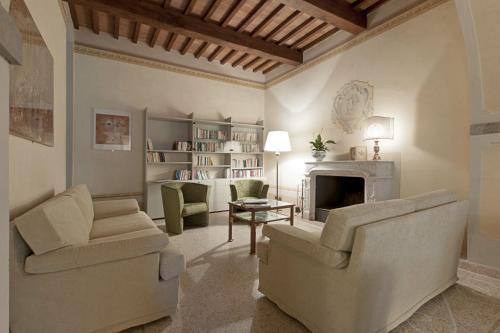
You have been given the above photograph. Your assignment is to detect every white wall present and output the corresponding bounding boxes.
[73,53,265,196]
[265,1,470,201]
[9,0,67,218]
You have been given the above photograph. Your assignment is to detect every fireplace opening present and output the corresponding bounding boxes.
[315,175,365,222]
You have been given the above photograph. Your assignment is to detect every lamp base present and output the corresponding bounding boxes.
[372,140,381,160]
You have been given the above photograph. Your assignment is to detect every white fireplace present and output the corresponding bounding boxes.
[304,161,399,221]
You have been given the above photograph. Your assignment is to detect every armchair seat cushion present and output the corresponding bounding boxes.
[159,244,186,281]
[90,212,158,239]
[25,228,169,274]
[182,202,208,217]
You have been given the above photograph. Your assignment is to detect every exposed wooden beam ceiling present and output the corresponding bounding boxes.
[221,0,246,27]
[68,0,79,29]
[265,10,301,41]
[243,56,261,70]
[263,62,281,74]
[253,59,272,72]
[232,53,250,67]
[221,50,237,64]
[236,0,268,32]
[133,22,141,43]
[113,16,120,39]
[67,0,302,65]
[250,4,285,37]
[277,16,315,45]
[208,45,223,61]
[149,28,160,47]
[165,32,178,51]
[276,0,366,33]
[195,42,210,58]
[290,21,327,48]
[91,9,99,34]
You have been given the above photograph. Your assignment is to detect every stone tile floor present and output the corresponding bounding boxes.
[123,212,500,333]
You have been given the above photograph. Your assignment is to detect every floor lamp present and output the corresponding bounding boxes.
[264,131,291,201]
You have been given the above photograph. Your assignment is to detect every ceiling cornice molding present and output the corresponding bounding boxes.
[265,0,450,88]
[74,43,266,90]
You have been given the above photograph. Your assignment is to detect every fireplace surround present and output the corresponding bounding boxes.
[304,161,398,221]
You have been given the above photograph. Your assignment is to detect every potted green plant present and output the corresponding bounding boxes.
[310,134,336,161]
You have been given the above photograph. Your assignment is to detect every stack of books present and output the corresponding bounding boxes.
[239,198,270,208]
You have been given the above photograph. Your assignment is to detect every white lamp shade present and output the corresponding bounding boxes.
[363,116,394,140]
[264,131,291,152]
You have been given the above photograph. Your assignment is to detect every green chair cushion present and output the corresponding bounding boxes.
[182,203,208,217]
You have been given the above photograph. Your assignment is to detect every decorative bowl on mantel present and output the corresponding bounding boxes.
[312,151,327,162]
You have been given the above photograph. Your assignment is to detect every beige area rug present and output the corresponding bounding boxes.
[123,212,500,333]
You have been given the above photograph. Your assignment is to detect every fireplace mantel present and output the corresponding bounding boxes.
[304,160,399,221]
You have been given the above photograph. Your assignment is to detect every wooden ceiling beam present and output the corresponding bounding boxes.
[236,0,268,32]
[221,50,238,64]
[350,0,365,9]
[133,22,141,43]
[263,61,281,74]
[149,28,160,47]
[300,26,338,50]
[163,0,170,8]
[66,0,302,65]
[232,53,250,67]
[181,37,195,55]
[195,42,210,58]
[184,0,197,15]
[250,4,284,37]
[275,0,366,33]
[165,32,178,51]
[207,45,223,61]
[67,0,80,29]
[91,9,99,34]
[113,16,120,39]
[264,10,301,41]
[253,59,272,72]
[203,0,223,21]
[277,16,315,45]
[290,21,327,48]
[243,56,261,70]
[221,0,246,28]
[365,0,390,13]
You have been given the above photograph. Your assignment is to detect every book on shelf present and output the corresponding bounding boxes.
[232,158,260,168]
[240,143,260,153]
[173,141,192,151]
[196,156,214,166]
[231,131,258,142]
[194,128,227,140]
[147,138,154,150]
[194,170,209,180]
[195,142,224,152]
[232,169,263,178]
[175,169,191,181]
[147,151,168,163]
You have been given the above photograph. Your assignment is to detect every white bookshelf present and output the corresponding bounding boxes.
[144,111,265,218]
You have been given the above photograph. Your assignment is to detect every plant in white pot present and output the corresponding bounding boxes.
[310,134,336,161]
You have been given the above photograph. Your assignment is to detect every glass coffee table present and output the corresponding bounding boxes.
[228,200,295,254]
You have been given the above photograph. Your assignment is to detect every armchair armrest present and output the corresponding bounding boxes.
[262,224,349,269]
[25,229,169,274]
[93,199,139,220]
[182,183,209,203]
[230,184,238,201]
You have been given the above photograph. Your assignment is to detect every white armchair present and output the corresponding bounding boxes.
[257,190,468,333]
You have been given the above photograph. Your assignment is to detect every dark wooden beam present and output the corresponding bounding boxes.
[221,0,246,28]
[91,9,99,34]
[290,21,327,48]
[232,53,250,67]
[275,0,366,33]
[300,27,338,50]
[180,37,195,55]
[250,4,284,37]
[149,28,160,47]
[195,42,210,58]
[263,62,281,74]
[207,45,223,61]
[165,32,178,51]
[264,10,301,41]
[220,50,237,65]
[204,0,223,21]
[243,56,261,70]
[350,0,365,9]
[68,0,79,29]
[66,0,302,65]
[236,0,268,32]
[253,59,272,72]
[277,16,315,45]
[133,22,141,43]
[184,0,197,15]
[113,16,120,39]
[162,0,170,7]
[365,0,390,13]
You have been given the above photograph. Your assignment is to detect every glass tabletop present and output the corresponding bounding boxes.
[228,199,294,210]
[232,211,289,223]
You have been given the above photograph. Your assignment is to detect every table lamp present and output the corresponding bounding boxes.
[264,131,291,200]
[363,116,394,160]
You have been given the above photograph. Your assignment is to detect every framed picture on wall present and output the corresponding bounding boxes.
[93,109,131,151]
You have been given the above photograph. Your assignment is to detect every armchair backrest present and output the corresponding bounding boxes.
[232,180,264,199]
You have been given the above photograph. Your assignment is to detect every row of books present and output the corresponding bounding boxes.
[232,169,263,178]
[196,156,214,166]
[194,170,210,180]
[194,142,224,152]
[147,152,169,163]
[173,141,192,151]
[241,144,260,153]
[232,158,260,168]
[231,131,258,142]
[194,128,227,140]
[175,170,191,181]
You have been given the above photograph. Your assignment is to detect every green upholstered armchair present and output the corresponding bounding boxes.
[230,179,269,201]
[161,182,210,234]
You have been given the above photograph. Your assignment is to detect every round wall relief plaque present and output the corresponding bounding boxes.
[333,80,374,134]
